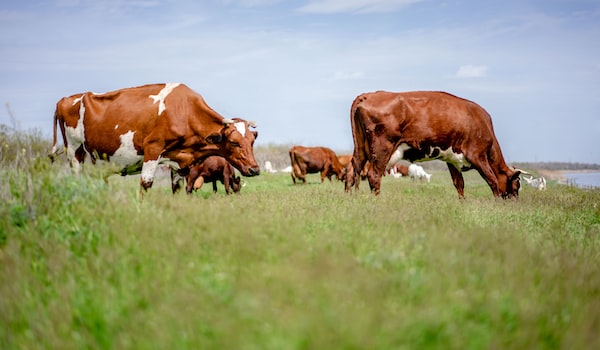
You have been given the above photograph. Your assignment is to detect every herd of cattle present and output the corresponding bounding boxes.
[49,83,546,199]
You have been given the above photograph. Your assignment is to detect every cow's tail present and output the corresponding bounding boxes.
[347,94,369,190]
[48,107,62,162]
[289,147,299,182]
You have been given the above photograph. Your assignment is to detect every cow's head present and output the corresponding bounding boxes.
[500,167,522,198]
[231,175,242,193]
[344,161,356,192]
[206,118,260,177]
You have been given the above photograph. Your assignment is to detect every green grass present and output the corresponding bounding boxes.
[1,130,600,349]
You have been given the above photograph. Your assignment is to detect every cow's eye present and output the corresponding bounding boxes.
[230,141,240,147]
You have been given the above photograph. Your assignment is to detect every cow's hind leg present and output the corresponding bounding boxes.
[447,163,466,199]
[171,168,184,194]
[66,145,87,174]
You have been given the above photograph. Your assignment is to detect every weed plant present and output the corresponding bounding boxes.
[1,128,599,349]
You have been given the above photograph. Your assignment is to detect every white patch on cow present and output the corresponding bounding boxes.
[114,124,119,129]
[111,131,142,167]
[395,143,471,170]
[234,121,246,137]
[64,97,87,173]
[433,147,471,169]
[72,97,82,105]
[141,158,160,184]
[395,143,412,159]
[149,83,180,116]
[389,146,406,165]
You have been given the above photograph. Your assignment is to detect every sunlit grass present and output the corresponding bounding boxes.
[1,131,599,349]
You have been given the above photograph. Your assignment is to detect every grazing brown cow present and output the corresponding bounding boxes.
[289,146,345,184]
[345,91,522,198]
[186,156,241,195]
[50,83,260,194]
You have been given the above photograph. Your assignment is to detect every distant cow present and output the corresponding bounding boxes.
[345,91,522,198]
[522,175,547,191]
[186,156,241,194]
[408,164,432,182]
[389,164,409,177]
[264,161,277,174]
[49,83,260,194]
[289,146,345,184]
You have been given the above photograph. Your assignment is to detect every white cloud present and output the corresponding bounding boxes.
[297,0,421,14]
[456,64,488,78]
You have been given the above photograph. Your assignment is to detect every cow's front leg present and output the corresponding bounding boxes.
[140,156,161,192]
[140,140,166,193]
[367,157,387,195]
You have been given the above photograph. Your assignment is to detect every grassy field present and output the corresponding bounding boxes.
[1,129,600,349]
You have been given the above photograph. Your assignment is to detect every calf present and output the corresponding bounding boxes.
[186,156,241,195]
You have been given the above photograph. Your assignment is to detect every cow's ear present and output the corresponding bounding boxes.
[252,131,258,139]
[206,132,222,144]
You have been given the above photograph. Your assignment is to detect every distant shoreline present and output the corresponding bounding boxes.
[536,169,600,186]
[537,169,580,184]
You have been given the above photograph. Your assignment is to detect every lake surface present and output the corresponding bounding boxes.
[562,172,600,188]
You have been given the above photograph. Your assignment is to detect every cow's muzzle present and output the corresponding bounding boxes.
[246,166,261,177]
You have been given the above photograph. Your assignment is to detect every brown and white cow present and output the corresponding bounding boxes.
[345,91,521,198]
[50,83,260,194]
[389,164,409,177]
[289,145,345,184]
[185,156,241,195]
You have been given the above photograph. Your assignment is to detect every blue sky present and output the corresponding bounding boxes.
[1,0,599,163]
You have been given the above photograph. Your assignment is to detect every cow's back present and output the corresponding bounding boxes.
[80,84,171,156]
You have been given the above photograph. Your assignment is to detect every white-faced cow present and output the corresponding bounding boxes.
[186,156,242,195]
[289,146,345,184]
[345,91,522,198]
[50,83,260,194]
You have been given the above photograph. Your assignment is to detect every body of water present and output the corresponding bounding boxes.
[562,172,600,188]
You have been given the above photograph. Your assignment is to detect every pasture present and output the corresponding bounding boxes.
[1,130,600,349]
